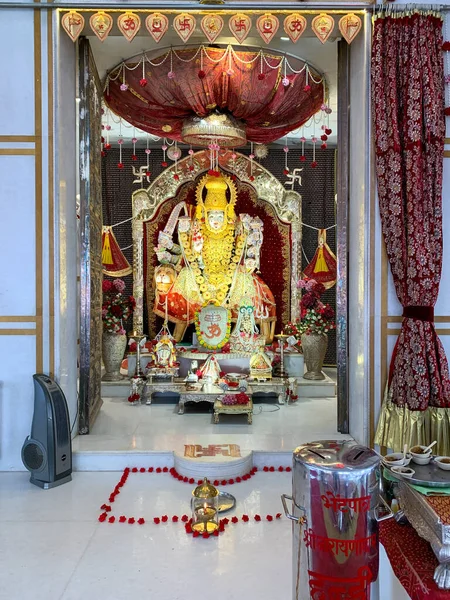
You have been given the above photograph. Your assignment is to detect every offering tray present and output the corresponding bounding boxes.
[387,459,450,488]
[217,492,236,513]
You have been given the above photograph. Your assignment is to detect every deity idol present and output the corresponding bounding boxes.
[153,172,276,341]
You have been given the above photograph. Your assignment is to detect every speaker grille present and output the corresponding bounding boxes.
[52,390,69,446]
[23,442,44,471]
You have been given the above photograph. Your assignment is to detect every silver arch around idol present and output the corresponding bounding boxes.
[130,150,302,334]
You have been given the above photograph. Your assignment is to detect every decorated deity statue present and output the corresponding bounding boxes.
[153,171,276,342]
[229,298,265,354]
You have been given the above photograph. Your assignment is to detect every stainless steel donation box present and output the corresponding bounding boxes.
[282,440,391,600]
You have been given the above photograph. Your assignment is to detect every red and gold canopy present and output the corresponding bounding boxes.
[105,47,324,145]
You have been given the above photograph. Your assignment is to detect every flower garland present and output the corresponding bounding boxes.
[97,464,292,531]
[297,277,335,336]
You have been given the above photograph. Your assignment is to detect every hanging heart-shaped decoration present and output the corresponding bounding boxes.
[312,13,335,44]
[117,12,141,42]
[201,14,224,44]
[145,13,169,43]
[61,11,85,42]
[90,11,113,42]
[256,14,279,45]
[283,14,307,44]
[339,13,362,45]
[228,13,252,44]
[173,13,196,43]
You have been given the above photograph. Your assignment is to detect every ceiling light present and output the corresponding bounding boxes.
[280,37,290,41]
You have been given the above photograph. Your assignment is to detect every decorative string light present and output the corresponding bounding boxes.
[117,120,124,169]
[140,53,147,87]
[300,128,306,163]
[132,127,137,161]
[145,133,151,178]
[161,139,168,168]
[188,146,195,171]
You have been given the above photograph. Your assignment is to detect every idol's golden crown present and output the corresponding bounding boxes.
[204,174,229,211]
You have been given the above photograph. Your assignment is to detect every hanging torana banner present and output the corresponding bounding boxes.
[89,11,113,42]
[61,10,362,45]
[256,14,279,44]
[201,14,224,44]
[229,13,252,44]
[146,13,169,43]
[283,14,307,43]
[61,10,84,42]
[173,13,196,43]
[101,227,132,277]
[117,11,141,42]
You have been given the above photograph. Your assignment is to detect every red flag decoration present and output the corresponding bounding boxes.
[339,13,362,45]
[256,14,279,44]
[311,13,335,44]
[117,12,141,43]
[145,13,169,43]
[283,14,307,44]
[229,13,252,44]
[302,229,337,290]
[102,227,132,277]
[90,11,113,42]
[173,13,196,43]
[61,11,84,42]
[201,14,224,44]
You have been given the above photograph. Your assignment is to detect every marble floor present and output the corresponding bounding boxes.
[0,470,403,600]
[72,393,348,455]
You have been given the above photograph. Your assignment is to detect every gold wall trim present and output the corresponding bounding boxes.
[444,151,450,158]
[48,9,55,376]
[445,138,450,144]
[34,8,43,372]
[0,316,37,322]
[380,241,388,410]
[0,149,35,155]
[0,329,37,336]
[0,136,36,143]
[369,136,376,445]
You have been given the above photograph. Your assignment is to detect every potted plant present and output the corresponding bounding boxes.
[101,278,136,381]
[298,278,335,380]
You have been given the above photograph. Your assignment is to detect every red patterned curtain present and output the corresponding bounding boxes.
[373,12,450,453]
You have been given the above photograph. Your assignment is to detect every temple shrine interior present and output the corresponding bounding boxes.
[71,11,353,458]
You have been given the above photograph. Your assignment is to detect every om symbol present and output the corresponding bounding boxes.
[205,324,222,339]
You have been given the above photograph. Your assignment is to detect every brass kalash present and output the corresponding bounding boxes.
[154,170,276,342]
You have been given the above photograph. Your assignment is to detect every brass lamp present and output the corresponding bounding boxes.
[181,112,246,148]
[191,477,220,533]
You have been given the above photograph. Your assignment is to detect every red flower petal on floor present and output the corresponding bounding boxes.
[98,513,107,522]
[128,518,135,524]
[109,496,116,503]
[197,480,202,485]
[255,515,261,522]
[178,475,183,481]
[219,523,225,532]
[140,467,146,473]
[269,467,275,472]
[286,467,292,472]
[214,480,219,486]
[132,467,138,473]
[108,516,115,523]
[213,529,220,536]
[276,513,282,519]
[183,477,188,483]
[193,531,199,537]
[185,524,193,534]
[266,515,273,522]
[172,516,179,522]
[124,468,130,474]
[231,516,238,524]
[148,467,154,472]
[162,515,168,522]
[188,478,194,484]
[221,480,227,486]
[263,466,269,472]
[236,477,241,482]
[278,466,284,472]
[163,467,168,472]
[138,518,145,525]
[153,517,160,524]
[156,467,162,473]
[202,532,209,539]
[181,515,189,522]
[228,479,234,484]
[119,516,126,523]
[242,515,249,522]
[100,504,107,510]
[252,467,258,473]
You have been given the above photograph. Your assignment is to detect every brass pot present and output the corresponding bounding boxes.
[102,331,127,381]
[301,333,327,380]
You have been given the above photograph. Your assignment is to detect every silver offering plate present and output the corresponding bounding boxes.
[217,491,236,513]
[387,458,450,488]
